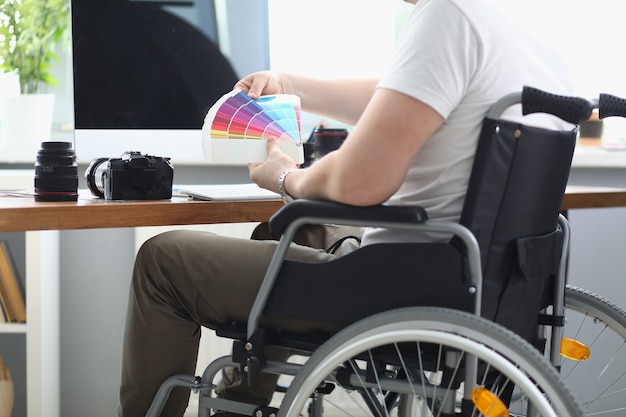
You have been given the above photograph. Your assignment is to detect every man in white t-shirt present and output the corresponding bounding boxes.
[118,1,574,415]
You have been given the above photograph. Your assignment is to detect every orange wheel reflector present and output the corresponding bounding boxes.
[471,387,509,417]
[560,337,591,360]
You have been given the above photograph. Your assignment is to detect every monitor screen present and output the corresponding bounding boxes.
[71,0,268,164]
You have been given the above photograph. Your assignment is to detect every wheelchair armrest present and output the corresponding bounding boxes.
[268,199,429,236]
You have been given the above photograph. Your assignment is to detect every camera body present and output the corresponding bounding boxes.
[86,151,174,200]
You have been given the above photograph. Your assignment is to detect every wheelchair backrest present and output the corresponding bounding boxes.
[459,111,577,339]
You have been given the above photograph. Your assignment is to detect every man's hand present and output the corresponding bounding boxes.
[249,138,299,194]
[235,71,286,99]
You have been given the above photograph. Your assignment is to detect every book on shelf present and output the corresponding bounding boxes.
[0,302,6,323]
[0,268,14,323]
[0,242,26,323]
[0,292,8,323]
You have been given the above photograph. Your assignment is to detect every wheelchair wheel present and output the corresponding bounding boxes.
[278,307,583,417]
[557,285,626,417]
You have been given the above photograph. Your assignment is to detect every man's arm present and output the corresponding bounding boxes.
[250,87,444,206]
[237,72,379,126]
[284,75,379,126]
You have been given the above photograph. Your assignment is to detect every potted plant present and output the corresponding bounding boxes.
[0,0,70,94]
[0,0,70,161]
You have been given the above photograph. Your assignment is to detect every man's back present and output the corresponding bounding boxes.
[363,0,573,245]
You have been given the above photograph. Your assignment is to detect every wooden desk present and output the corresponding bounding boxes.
[1,186,626,232]
[562,186,626,210]
[0,193,284,232]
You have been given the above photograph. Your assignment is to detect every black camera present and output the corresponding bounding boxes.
[85,151,174,200]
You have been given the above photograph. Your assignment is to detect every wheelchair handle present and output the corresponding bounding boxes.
[521,86,594,125]
[487,86,594,125]
[598,93,626,119]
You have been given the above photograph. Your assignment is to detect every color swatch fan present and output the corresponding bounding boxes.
[202,89,304,164]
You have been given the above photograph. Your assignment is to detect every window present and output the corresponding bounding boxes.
[267,0,412,130]
[269,1,626,98]
[268,0,410,78]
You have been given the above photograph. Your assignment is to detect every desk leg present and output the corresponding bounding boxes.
[26,231,60,417]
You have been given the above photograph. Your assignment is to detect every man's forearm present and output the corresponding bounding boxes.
[282,74,379,125]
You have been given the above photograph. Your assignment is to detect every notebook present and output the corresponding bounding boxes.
[176,183,281,201]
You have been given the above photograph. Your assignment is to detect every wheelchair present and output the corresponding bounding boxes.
[146,87,626,417]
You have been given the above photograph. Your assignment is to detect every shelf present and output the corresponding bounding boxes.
[573,145,626,168]
[1,170,52,417]
[0,323,27,334]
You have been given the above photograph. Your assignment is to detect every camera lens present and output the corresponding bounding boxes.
[34,141,79,202]
[85,157,110,198]
[303,128,348,167]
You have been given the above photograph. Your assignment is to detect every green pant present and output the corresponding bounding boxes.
[118,224,362,417]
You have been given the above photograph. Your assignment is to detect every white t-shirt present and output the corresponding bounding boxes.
[362,0,574,246]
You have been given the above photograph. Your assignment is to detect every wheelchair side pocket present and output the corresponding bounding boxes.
[494,229,563,342]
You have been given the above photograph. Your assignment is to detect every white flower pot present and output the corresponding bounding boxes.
[1,93,55,162]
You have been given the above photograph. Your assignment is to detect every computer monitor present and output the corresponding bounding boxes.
[71,0,269,165]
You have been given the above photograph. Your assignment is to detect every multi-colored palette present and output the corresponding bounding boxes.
[202,89,304,164]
